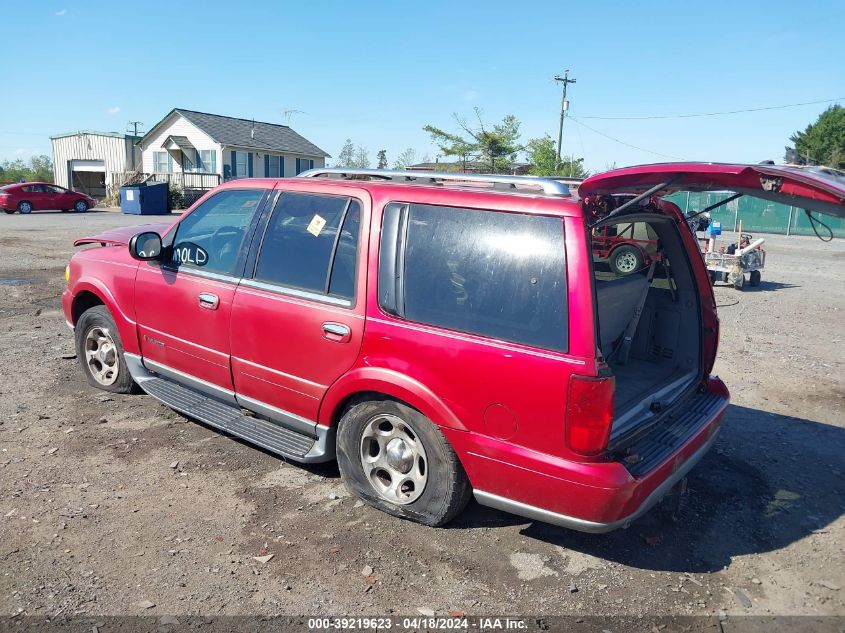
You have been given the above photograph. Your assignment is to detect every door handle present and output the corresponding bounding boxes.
[198,292,219,310]
[322,322,351,343]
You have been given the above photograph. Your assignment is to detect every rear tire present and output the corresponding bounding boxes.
[74,306,139,394]
[337,399,472,526]
[749,270,761,286]
[609,245,643,275]
[3,209,15,215]
[17,201,32,214]
[732,273,745,290]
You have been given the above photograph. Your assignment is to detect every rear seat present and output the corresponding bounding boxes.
[595,274,650,356]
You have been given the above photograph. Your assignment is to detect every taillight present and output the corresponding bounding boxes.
[565,375,615,455]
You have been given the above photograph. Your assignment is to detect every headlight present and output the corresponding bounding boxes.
[64,265,70,282]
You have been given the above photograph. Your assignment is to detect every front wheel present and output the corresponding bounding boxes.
[337,399,471,526]
[18,201,32,214]
[74,200,89,213]
[74,305,138,393]
[609,245,643,275]
[749,270,761,286]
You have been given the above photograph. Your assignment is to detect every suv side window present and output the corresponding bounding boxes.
[170,189,265,276]
[253,192,362,300]
[400,204,568,352]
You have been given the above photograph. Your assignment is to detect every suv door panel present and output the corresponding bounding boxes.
[231,192,367,422]
[134,188,270,397]
[135,267,239,395]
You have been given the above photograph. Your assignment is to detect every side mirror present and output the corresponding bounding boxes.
[129,231,163,261]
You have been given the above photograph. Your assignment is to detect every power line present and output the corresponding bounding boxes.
[579,97,843,121]
[568,116,685,160]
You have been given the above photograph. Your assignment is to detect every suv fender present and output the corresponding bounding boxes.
[318,366,467,432]
[69,279,140,356]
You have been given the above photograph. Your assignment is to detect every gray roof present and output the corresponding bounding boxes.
[156,109,329,157]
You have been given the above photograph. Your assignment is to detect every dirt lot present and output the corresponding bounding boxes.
[1,211,843,619]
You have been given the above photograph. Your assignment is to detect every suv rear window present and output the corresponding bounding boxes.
[399,204,567,352]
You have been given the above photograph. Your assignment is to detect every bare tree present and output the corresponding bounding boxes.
[393,148,417,170]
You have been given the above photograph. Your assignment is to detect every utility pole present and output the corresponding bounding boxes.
[554,69,576,171]
[126,121,144,138]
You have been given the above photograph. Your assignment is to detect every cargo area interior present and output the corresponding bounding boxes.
[592,215,702,439]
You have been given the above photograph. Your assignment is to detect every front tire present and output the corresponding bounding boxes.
[749,270,761,286]
[18,201,32,214]
[75,305,138,394]
[609,245,643,275]
[74,200,89,213]
[337,399,471,526]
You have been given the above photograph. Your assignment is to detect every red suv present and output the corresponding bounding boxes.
[1,182,95,214]
[62,164,845,531]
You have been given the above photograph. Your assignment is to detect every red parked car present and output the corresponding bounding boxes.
[61,163,845,531]
[1,182,95,214]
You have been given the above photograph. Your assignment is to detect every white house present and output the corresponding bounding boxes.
[136,108,329,189]
[51,131,141,198]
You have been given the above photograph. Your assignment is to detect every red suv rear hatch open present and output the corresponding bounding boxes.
[579,162,845,219]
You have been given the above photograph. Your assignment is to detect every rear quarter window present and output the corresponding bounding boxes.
[399,204,568,352]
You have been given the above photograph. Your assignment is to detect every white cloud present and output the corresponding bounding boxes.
[55,8,67,16]
[107,106,121,115]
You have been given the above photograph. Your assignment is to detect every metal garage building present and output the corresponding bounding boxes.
[50,131,141,199]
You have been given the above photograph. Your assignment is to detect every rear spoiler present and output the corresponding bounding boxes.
[73,236,128,247]
[72,221,173,247]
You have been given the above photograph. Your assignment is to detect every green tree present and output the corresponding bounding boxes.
[393,148,417,170]
[788,105,845,168]
[525,135,589,178]
[424,108,522,173]
[29,154,53,181]
[377,149,388,169]
[0,155,53,183]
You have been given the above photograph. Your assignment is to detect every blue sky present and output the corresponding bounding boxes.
[3,0,843,172]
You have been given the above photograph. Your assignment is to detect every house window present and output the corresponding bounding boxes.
[153,151,172,173]
[266,155,283,178]
[295,158,314,175]
[233,151,250,179]
[196,150,217,173]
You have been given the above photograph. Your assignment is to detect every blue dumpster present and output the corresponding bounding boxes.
[119,182,169,215]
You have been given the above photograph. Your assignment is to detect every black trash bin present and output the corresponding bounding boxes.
[119,182,169,215]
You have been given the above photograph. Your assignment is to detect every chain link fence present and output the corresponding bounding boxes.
[665,191,845,238]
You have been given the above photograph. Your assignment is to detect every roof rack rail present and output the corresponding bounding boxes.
[297,167,571,196]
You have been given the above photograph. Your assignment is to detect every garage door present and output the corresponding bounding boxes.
[69,160,106,198]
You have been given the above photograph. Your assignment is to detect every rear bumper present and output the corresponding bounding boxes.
[446,376,729,532]
[474,423,720,533]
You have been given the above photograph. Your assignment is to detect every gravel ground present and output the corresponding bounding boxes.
[0,210,843,619]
